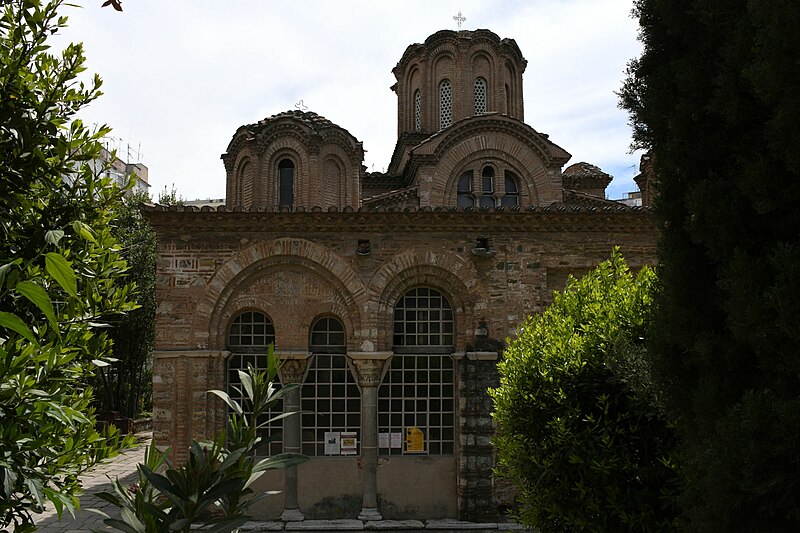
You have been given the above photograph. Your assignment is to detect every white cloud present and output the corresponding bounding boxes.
[56,0,644,201]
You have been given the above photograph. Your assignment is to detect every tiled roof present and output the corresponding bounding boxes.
[141,202,644,214]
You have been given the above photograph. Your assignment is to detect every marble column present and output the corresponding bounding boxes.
[351,352,392,521]
[277,353,312,522]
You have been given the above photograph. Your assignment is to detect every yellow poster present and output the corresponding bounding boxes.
[406,426,425,453]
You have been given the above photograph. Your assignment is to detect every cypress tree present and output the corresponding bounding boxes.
[620,0,800,530]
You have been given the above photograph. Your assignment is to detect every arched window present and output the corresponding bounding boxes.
[278,158,294,207]
[226,311,281,454]
[457,171,474,208]
[479,166,496,208]
[504,83,511,114]
[238,160,252,207]
[381,288,455,455]
[474,77,487,115]
[453,163,524,207]
[302,317,360,456]
[414,89,422,132]
[392,287,454,350]
[439,79,453,130]
[502,171,519,207]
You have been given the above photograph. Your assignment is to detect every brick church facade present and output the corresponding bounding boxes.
[143,29,657,522]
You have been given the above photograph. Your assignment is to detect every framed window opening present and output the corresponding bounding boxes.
[382,287,456,456]
[278,158,294,207]
[439,79,453,130]
[302,317,361,456]
[226,311,282,455]
[474,77,487,115]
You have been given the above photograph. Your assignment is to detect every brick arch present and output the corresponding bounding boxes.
[368,249,484,352]
[194,238,367,351]
[435,131,561,206]
[259,138,307,206]
[441,147,540,206]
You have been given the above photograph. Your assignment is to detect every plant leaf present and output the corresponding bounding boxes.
[0,311,39,346]
[45,229,65,246]
[45,252,78,298]
[16,281,57,330]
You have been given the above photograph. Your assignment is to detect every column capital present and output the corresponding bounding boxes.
[351,357,390,388]
[278,357,311,384]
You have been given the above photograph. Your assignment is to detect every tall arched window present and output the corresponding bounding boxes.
[380,288,455,456]
[504,83,511,114]
[227,311,281,454]
[457,171,474,208]
[474,77,487,115]
[479,166,496,208]
[439,79,453,130]
[302,317,360,456]
[502,171,520,207]
[414,89,422,132]
[278,158,294,207]
[238,160,252,207]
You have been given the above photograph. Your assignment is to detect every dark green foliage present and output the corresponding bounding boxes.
[95,345,307,532]
[97,188,157,419]
[491,253,682,532]
[0,0,137,529]
[620,1,800,530]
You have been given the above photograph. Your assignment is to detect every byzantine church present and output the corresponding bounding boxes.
[144,28,655,522]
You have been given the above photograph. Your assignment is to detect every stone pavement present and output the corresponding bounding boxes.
[33,434,530,532]
[34,432,150,532]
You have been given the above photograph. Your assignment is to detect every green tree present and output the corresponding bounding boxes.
[97,188,157,419]
[0,0,136,529]
[619,1,800,530]
[491,252,682,532]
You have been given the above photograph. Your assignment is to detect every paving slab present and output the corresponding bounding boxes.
[285,519,365,530]
[426,519,498,529]
[366,519,425,529]
[241,521,285,531]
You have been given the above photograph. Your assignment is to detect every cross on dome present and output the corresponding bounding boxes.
[453,11,466,30]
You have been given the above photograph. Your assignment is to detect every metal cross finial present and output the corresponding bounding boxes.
[294,99,308,111]
[453,11,466,30]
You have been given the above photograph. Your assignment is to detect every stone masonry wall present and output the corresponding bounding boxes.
[145,207,657,515]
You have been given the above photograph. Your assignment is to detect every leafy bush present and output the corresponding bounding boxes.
[491,251,683,532]
[94,345,307,532]
[1,0,137,529]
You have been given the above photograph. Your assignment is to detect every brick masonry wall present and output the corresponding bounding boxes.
[145,208,657,516]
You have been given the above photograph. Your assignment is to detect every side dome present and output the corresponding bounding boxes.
[221,110,364,210]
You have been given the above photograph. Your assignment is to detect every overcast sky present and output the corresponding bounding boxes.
[57,0,644,202]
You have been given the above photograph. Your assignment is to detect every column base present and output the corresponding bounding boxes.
[280,508,305,522]
[358,507,382,521]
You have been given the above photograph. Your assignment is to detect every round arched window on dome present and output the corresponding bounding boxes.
[414,89,422,132]
[474,77,487,115]
[278,158,294,207]
[439,79,453,130]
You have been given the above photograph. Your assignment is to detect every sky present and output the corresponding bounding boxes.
[57,0,645,202]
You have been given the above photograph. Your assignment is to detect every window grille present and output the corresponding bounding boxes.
[227,311,282,455]
[474,77,487,115]
[414,89,421,132]
[278,158,294,207]
[454,164,522,207]
[378,354,455,456]
[302,317,360,456]
[381,287,456,456]
[439,79,453,130]
[393,287,454,349]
